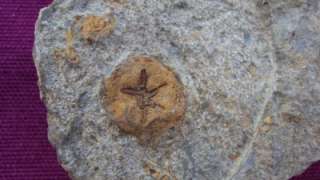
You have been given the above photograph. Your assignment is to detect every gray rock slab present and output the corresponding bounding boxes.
[33,0,320,179]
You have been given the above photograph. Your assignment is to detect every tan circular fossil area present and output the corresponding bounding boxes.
[104,56,186,143]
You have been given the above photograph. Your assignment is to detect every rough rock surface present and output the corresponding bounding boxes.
[33,0,320,179]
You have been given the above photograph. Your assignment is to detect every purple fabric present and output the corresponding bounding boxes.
[0,0,318,179]
[0,0,68,179]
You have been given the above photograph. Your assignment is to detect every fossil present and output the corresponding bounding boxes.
[104,56,186,144]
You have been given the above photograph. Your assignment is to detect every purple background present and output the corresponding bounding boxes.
[0,0,319,179]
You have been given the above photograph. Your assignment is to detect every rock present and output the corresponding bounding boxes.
[33,0,320,179]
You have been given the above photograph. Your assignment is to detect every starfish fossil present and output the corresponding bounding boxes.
[121,69,167,123]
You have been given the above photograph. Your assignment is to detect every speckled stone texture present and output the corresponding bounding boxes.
[33,0,320,179]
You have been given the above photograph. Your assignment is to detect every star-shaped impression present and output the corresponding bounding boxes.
[120,69,167,121]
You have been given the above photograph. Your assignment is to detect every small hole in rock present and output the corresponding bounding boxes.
[174,2,189,9]
[149,168,156,174]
